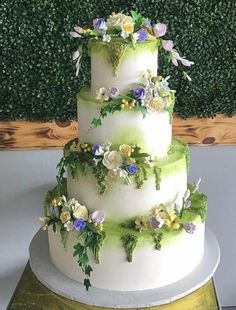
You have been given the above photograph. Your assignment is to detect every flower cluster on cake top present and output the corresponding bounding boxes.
[70,11,194,78]
[92,71,175,127]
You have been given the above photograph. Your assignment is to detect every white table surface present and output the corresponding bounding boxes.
[0,146,235,309]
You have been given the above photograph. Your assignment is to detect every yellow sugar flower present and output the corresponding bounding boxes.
[165,215,181,230]
[123,21,134,34]
[60,211,71,224]
[119,144,132,157]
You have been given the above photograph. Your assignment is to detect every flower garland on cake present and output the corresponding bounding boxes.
[70,11,193,80]
[92,71,175,127]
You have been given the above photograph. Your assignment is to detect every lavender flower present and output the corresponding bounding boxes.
[171,50,194,67]
[184,199,191,209]
[127,164,137,175]
[93,18,107,31]
[49,206,59,218]
[153,23,167,37]
[162,40,174,51]
[74,218,87,231]
[133,87,145,100]
[92,144,104,156]
[108,87,120,99]
[138,29,148,41]
[174,202,181,212]
[150,216,164,229]
[91,210,105,225]
[183,223,196,234]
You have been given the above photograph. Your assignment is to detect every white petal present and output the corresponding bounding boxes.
[70,31,81,38]
[72,50,80,61]
[180,58,194,67]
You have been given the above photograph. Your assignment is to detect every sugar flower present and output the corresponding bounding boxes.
[108,87,119,99]
[102,34,111,43]
[171,50,194,67]
[96,87,109,101]
[102,150,123,170]
[91,210,105,225]
[143,21,152,27]
[183,223,196,234]
[72,204,88,220]
[101,141,112,151]
[93,157,102,166]
[165,215,181,230]
[51,197,63,207]
[119,144,132,156]
[138,29,148,41]
[74,218,87,232]
[192,178,202,193]
[69,26,83,38]
[93,18,107,31]
[60,211,71,224]
[153,23,167,37]
[147,97,165,113]
[150,216,165,229]
[72,50,82,77]
[133,87,145,100]
[155,204,171,220]
[64,221,74,232]
[162,39,174,51]
[135,216,148,232]
[92,144,104,156]
[49,206,60,218]
[121,21,134,38]
[127,164,137,175]
[106,13,133,29]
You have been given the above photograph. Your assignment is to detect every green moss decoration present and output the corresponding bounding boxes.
[108,40,129,76]
[189,191,208,222]
[121,234,138,262]
[153,166,162,190]
[154,232,163,251]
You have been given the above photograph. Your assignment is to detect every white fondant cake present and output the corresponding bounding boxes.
[41,12,207,297]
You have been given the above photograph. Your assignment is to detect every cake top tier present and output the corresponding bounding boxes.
[70,11,194,83]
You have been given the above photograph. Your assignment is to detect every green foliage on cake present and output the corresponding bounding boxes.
[1,2,235,121]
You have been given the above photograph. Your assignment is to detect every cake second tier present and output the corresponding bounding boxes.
[78,90,172,160]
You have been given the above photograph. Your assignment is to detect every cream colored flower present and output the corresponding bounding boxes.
[155,204,171,220]
[102,151,123,170]
[165,215,181,230]
[64,221,74,231]
[146,97,165,113]
[60,211,71,224]
[121,21,134,38]
[72,204,88,220]
[96,87,109,102]
[135,216,148,232]
[119,144,132,157]
[106,13,133,29]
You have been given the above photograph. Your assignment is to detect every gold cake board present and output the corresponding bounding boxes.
[7,263,220,310]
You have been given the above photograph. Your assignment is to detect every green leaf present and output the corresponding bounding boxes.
[91,118,102,127]
[84,278,91,291]
[85,265,93,277]
[73,243,84,257]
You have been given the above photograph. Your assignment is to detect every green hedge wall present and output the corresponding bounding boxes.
[0,0,235,121]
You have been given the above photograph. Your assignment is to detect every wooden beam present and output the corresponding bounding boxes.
[0,114,236,150]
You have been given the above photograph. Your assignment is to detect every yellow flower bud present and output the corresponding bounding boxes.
[122,99,126,103]
[120,104,125,109]
[124,100,129,106]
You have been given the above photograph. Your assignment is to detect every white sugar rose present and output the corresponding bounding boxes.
[72,204,88,220]
[102,151,123,170]
[107,13,133,29]
[147,97,165,113]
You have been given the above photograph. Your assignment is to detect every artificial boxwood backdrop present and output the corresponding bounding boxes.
[0,0,235,121]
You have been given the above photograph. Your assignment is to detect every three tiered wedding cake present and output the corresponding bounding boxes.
[40,12,207,293]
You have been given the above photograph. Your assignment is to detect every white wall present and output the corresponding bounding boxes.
[0,146,235,309]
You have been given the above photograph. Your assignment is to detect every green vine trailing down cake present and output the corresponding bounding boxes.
[40,11,207,292]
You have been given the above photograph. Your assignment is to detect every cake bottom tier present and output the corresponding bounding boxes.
[48,223,205,291]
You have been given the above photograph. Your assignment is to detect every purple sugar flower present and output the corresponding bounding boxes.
[92,144,104,156]
[138,29,148,42]
[174,202,181,212]
[108,87,120,99]
[162,40,174,51]
[133,88,145,100]
[184,199,191,209]
[127,164,137,175]
[183,223,196,234]
[91,210,105,225]
[153,23,167,37]
[93,18,107,31]
[74,219,87,231]
[150,216,164,229]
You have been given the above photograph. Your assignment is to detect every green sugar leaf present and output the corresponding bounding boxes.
[84,278,91,291]
[121,233,138,262]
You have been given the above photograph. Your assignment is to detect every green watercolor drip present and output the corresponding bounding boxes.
[60,229,68,249]
[121,234,138,262]
[153,166,162,190]
[108,40,129,76]
[154,232,163,251]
